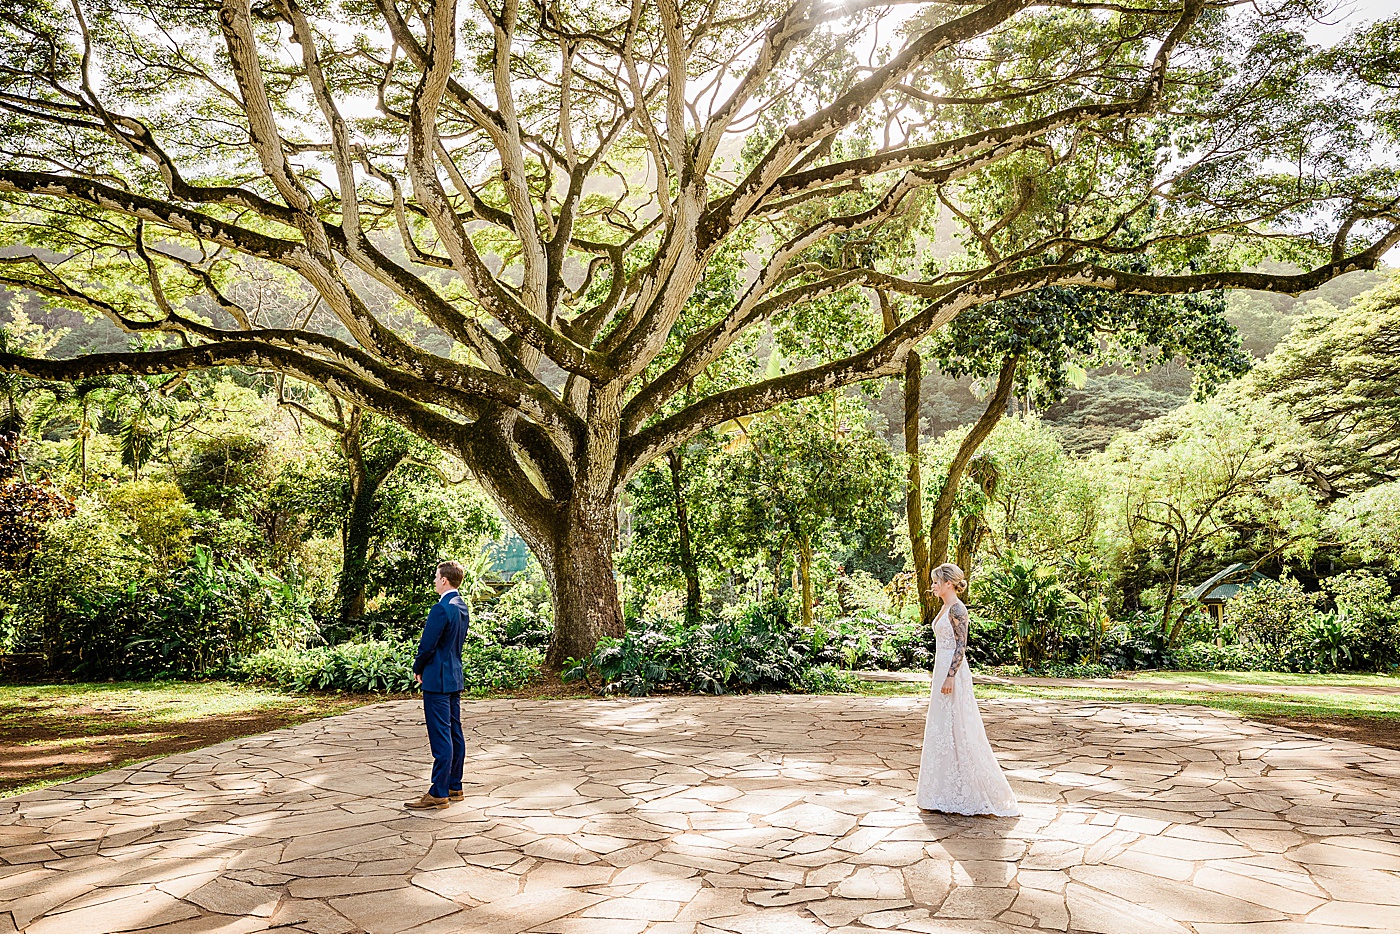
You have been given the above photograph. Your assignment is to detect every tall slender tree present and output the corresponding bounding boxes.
[279,394,422,623]
[0,0,1397,664]
[924,282,1248,568]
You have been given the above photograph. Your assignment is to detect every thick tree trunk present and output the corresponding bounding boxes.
[333,407,406,625]
[929,355,1019,568]
[336,410,373,624]
[954,512,986,574]
[338,478,374,622]
[666,448,703,623]
[542,500,625,669]
[474,386,630,671]
[903,350,936,626]
[955,457,1000,572]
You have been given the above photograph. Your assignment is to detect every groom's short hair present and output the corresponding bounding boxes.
[436,560,466,589]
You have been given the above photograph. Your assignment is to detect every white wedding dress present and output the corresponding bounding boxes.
[916,600,1020,816]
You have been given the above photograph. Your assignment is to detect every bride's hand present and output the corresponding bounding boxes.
[940,681,954,695]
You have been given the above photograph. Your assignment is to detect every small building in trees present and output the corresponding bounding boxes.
[1188,563,1270,627]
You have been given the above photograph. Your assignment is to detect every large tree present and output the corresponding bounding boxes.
[921,281,1247,571]
[1250,275,1400,497]
[1,0,1397,665]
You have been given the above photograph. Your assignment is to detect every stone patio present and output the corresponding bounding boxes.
[2,695,1398,933]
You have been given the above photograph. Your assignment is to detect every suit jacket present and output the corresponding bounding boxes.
[414,590,470,693]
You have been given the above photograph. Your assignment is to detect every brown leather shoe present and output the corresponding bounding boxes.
[404,794,449,810]
[448,790,464,801]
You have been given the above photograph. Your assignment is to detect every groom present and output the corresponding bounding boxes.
[404,560,470,810]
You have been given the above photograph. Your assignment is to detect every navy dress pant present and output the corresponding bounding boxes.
[422,690,464,799]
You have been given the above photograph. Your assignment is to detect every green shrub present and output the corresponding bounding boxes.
[462,643,545,695]
[979,662,1115,679]
[60,547,313,679]
[1286,612,1359,673]
[1100,614,1172,670]
[1325,571,1400,671]
[966,612,1019,668]
[3,499,147,665]
[1170,641,1286,672]
[564,599,813,696]
[104,480,196,575]
[684,600,808,692]
[4,497,317,677]
[235,640,542,694]
[797,664,863,693]
[1231,578,1316,648]
[0,431,74,573]
[806,615,933,671]
[977,552,1075,669]
[236,645,342,691]
[474,566,553,649]
[563,627,672,696]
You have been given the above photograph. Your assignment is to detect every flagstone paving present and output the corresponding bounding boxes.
[2,695,1398,933]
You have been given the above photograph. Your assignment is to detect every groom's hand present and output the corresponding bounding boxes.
[415,674,422,685]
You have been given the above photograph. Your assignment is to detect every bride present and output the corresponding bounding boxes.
[916,562,1020,816]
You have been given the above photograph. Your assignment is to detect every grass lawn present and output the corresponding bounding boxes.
[854,677,1400,749]
[1121,670,1400,689]
[972,682,1400,720]
[0,681,385,798]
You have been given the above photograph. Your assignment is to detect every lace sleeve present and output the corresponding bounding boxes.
[946,601,969,681]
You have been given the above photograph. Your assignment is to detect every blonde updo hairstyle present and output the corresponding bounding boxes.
[931,562,968,595]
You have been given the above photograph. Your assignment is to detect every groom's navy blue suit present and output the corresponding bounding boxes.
[414,589,470,799]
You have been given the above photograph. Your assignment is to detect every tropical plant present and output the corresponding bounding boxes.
[1287,612,1357,673]
[32,377,116,491]
[1324,571,1400,671]
[977,551,1074,670]
[1062,553,1113,663]
[1099,614,1173,670]
[564,599,813,696]
[100,376,185,480]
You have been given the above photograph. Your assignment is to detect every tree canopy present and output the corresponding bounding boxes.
[1,0,1397,662]
[1250,275,1400,496]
